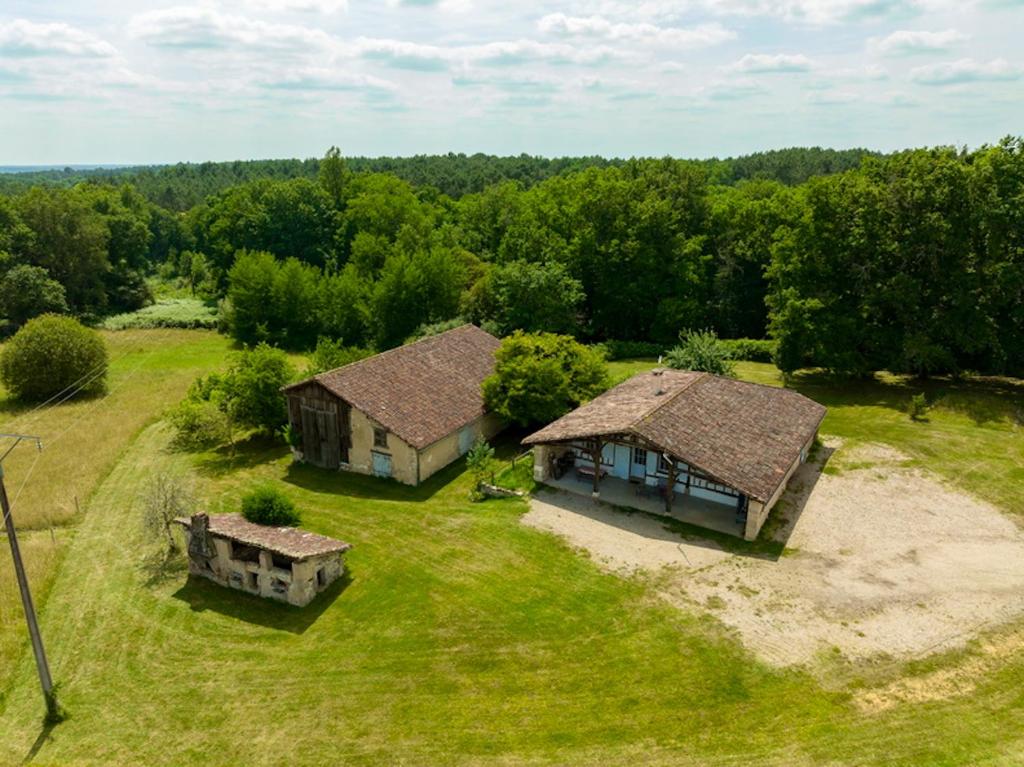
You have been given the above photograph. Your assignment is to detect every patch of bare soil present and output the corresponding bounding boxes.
[854,629,1024,713]
[524,439,1024,671]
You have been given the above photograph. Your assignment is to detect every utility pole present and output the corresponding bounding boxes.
[0,433,58,721]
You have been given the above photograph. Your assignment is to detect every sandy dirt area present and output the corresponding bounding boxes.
[523,439,1024,669]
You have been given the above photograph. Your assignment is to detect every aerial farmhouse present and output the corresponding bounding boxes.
[176,512,352,607]
[524,369,826,541]
[282,324,504,485]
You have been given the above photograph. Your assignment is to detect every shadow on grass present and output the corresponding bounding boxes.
[283,456,465,502]
[138,547,188,589]
[171,573,350,634]
[786,370,1024,427]
[191,434,289,478]
[23,719,58,765]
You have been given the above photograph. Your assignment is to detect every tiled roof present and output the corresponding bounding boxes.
[284,324,501,450]
[175,514,352,560]
[524,369,826,503]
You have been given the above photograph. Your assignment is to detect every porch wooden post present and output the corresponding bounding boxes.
[590,438,603,496]
[665,457,677,514]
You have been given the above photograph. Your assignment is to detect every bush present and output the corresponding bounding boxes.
[719,338,777,363]
[102,299,218,331]
[241,486,300,527]
[465,438,496,500]
[664,329,736,377]
[168,398,232,450]
[482,331,609,426]
[0,314,108,401]
[909,393,930,421]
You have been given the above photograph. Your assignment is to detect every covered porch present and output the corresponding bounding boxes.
[544,470,746,539]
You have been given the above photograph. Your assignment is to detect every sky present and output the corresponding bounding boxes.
[0,0,1022,163]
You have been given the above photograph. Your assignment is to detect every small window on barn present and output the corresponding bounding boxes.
[658,454,674,474]
[373,427,388,449]
[632,447,647,466]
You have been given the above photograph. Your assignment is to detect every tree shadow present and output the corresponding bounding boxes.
[785,370,1024,427]
[171,572,351,634]
[192,435,289,478]
[138,547,188,589]
[282,456,465,502]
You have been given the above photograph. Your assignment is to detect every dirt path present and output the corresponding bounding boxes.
[524,439,1024,668]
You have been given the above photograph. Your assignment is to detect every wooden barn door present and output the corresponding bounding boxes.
[301,405,341,469]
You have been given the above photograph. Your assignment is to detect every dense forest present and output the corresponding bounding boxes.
[0,147,874,210]
[0,140,1021,377]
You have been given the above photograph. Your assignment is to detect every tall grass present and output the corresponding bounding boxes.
[101,299,218,331]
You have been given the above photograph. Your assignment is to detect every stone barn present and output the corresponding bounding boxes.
[282,324,505,485]
[176,512,352,607]
[524,369,826,541]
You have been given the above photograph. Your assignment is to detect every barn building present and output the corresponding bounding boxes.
[523,369,826,541]
[175,512,352,607]
[282,324,504,485]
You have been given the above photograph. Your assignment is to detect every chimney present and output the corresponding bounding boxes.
[189,512,214,558]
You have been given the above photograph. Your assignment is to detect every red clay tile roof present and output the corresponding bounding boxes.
[523,369,826,503]
[284,324,501,450]
[175,514,352,560]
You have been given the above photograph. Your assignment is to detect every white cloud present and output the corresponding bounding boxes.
[700,0,926,23]
[353,37,620,70]
[911,57,1022,85]
[538,13,734,48]
[587,0,932,23]
[354,38,450,70]
[230,0,349,12]
[127,6,333,51]
[730,52,813,72]
[869,29,967,56]
[700,80,764,100]
[259,68,397,91]
[0,19,117,57]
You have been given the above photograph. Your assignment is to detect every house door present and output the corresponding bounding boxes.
[458,425,474,455]
[629,446,648,482]
[371,451,392,478]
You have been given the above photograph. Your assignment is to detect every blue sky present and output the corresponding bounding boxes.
[1,0,1021,162]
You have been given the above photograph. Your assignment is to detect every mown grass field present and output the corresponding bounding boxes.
[1,349,1023,765]
[0,330,235,694]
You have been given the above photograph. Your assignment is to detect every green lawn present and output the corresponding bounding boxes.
[1,351,1022,764]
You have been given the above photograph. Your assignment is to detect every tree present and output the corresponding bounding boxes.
[141,473,194,552]
[170,344,294,450]
[318,146,351,208]
[0,265,69,328]
[664,329,735,377]
[0,314,108,401]
[241,485,300,526]
[464,260,583,335]
[482,331,608,426]
[369,245,465,349]
[14,187,110,312]
[465,438,496,501]
[223,344,296,435]
[306,337,371,376]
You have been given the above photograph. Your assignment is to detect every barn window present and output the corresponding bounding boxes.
[632,447,647,466]
[373,427,388,449]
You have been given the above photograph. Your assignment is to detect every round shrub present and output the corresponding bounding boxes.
[240,486,300,527]
[0,314,108,402]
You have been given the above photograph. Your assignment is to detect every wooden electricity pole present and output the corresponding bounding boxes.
[0,433,59,721]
